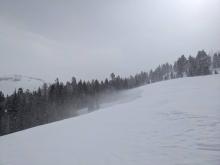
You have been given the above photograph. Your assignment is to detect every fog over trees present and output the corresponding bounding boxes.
[0,50,219,135]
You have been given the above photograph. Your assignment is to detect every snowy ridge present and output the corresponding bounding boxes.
[0,74,45,95]
[0,74,220,165]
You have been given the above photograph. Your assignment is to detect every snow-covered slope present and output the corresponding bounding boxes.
[0,75,45,95]
[0,75,220,165]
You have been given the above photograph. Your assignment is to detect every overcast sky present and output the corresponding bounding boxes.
[0,0,220,81]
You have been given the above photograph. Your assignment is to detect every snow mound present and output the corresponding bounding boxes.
[0,74,45,95]
[0,74,220,165]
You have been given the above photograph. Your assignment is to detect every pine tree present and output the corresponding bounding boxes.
[110,73,115,80]
[196,50,211,75]
[213,53,220,68]
[0,91,4,104]
[187,56,197,76]
[176,55,187,77]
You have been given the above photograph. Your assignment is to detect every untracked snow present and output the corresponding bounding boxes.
[0,75,220,165]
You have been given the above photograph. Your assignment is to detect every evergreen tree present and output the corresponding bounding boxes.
[110,73,116,81]
[0,91,4,104]
[213,53,220,68]
[195,50,211,75]
[176,55,187,77]
[187,56,197,76]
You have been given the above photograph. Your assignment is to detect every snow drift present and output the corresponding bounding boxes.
[0,74,220,165]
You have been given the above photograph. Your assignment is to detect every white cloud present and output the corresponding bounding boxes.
[0,0,220,82]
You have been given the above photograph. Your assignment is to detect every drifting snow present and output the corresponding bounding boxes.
[0,74,45,95]
[0,75,220,165]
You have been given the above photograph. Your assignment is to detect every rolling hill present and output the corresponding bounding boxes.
[0,74,45,95]
[0,74,220,165]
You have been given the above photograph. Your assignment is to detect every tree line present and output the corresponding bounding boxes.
[0,50,219,135]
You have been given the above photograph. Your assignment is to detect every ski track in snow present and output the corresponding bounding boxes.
[0,74,220,165]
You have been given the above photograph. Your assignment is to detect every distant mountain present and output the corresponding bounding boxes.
[0,74,45,95]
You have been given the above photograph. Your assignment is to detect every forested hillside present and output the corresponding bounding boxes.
[1,73,219,165]
[0,50,219,135]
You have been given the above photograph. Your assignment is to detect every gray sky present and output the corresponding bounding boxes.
[1,0,220,82]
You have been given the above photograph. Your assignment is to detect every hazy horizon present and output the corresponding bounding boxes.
[1,0,220,81]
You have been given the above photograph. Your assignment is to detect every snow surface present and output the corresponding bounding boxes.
[0,75,44,95]
[0,74,220,165]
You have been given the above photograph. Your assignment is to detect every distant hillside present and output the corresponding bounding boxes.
[0,75,45,95]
